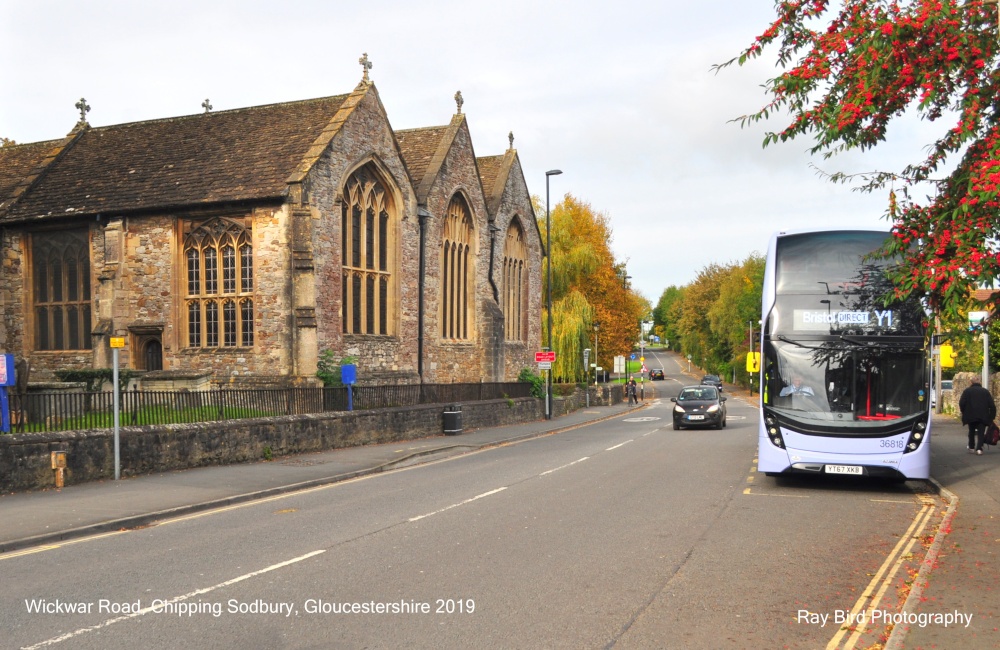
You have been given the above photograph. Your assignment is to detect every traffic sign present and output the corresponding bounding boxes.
[537,361,552,370]
[535,351,556,362]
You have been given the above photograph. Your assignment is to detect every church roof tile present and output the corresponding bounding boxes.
[395,126,449,192]
[1,95,349,222]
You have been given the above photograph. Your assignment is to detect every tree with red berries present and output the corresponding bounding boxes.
[722,0,1000,318]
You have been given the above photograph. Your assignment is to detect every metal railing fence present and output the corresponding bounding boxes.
[4,382,532,434]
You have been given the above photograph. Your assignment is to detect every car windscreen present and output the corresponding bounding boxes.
[679,387,717,401]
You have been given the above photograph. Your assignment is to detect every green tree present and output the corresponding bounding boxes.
[723,0,1000,317]
[677,263,728,374]
[544,194,642,382]
[653,285,683,350]
[668,254,764,387]
[707,254,765,387]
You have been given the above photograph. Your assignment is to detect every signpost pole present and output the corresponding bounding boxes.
[109,336,126,481]
[113,346,120,481]
[970,311,989,389]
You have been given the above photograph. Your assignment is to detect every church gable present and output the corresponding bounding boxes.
[1,66,540,386]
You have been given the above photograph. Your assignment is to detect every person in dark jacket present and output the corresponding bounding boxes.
[626,376,638,406]
[959,376,996,455]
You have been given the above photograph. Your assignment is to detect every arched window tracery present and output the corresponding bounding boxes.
[342,164,395,335]
[184,218,253,348]
[502,219,528,342]
[32,230,92,351]
[441,195,475,340]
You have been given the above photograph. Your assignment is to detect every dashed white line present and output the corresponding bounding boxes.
[408,487,508,522]
[606,440,634,451]
[22,550,326,649]
[539,457,590,476]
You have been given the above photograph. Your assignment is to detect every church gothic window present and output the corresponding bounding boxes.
[441,195,475,340]
[502,219,528,342]
[342,164,394,335]
[184,218,254,348]
[32,229,92,351]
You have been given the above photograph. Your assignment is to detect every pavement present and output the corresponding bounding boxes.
[1,383,996,648]
[0,395,649,553]
[886,412,1000,650]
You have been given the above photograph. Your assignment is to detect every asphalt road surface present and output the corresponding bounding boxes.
[3,352,937,649]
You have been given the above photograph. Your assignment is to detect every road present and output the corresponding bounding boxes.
[2,351,938,649]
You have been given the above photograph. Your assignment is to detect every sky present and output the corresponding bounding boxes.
[0,1,939,303]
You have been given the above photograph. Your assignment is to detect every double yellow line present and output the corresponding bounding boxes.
[826,499,936,649]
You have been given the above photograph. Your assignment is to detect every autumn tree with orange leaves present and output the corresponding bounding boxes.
[722,0,1000,319]
[544,194,644,382]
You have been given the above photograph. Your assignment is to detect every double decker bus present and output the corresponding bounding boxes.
[758,229,931,480]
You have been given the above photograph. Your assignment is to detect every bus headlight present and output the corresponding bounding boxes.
[903,421,928,454]
[763,411,784,448]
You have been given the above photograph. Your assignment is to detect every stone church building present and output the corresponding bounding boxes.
[0,63,543,387]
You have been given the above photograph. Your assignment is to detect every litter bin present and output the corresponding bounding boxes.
[443,404,463,435]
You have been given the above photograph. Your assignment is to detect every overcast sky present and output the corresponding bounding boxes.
[0,1,937,302]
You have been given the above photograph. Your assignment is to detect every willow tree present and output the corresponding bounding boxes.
[544,194,642,382]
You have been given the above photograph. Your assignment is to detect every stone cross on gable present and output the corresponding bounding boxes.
[75,98,90,125]
[359,52,372,83]
[508,131,514,149]
[454,90,463,114]
[202,99,213,113]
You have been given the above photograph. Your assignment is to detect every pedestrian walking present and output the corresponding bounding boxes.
[959,376,996,455]
[627,376,638,406]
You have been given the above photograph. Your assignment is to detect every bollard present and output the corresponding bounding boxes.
[51,450,67,488]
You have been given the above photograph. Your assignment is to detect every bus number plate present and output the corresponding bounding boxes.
[825,465,862,475]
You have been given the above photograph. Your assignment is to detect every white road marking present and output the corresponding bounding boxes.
[539,457,589,476]
[408,487,507,522]
[606,441,633,451]
[22,550,326,649]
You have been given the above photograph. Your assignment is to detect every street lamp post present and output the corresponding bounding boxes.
[545,169,562,420]
[621,273,631,384]
[594,320,601,386]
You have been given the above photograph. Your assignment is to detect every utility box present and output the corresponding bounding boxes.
[443,404,463,435]
[51,450,67,469]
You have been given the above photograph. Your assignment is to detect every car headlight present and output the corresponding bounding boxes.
[674,405,685,413]
[706,405,720,413]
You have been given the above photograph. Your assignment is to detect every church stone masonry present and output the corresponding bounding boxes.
[0,63,542,387]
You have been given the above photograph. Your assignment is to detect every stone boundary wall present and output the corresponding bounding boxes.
[948,371,1000,416]
[0,386,622,493]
